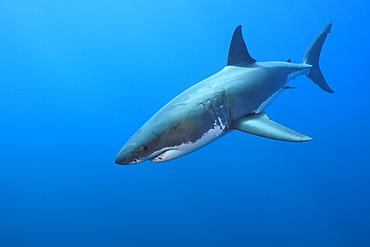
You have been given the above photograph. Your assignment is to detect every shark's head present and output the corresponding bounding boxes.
[114,123,204,165]
[114,105,216,165]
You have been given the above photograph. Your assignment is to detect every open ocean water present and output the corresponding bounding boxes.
[1,0,369,246]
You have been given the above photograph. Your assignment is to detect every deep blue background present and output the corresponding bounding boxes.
[1,0,369,246]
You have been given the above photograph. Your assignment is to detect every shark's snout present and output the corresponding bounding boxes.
[114,145,139,165]
[115,143,149,165]
[114,150,132,165]
[115,129,161,165]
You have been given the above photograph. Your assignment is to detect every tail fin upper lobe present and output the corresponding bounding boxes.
[303,23,334,93]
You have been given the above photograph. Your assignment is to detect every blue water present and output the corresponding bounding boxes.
[1,1,369,246]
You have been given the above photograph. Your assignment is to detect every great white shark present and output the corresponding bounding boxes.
[115,23,334,165]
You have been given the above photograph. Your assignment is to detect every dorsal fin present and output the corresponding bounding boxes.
[226,25,256,66]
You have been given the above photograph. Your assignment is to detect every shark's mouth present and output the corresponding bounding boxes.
[130,158,146,164]
[150,124,229,163]
[151,149,172,163]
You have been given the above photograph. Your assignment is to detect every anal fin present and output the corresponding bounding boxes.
[232,112,312,142]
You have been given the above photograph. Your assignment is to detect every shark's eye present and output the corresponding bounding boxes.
[143,145,149,151]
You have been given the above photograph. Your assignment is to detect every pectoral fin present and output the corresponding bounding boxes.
[232,112,312,142]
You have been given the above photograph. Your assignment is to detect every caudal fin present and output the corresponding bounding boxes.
[303,23,334,93]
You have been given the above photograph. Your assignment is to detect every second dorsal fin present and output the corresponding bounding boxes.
[226,25,256,66]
